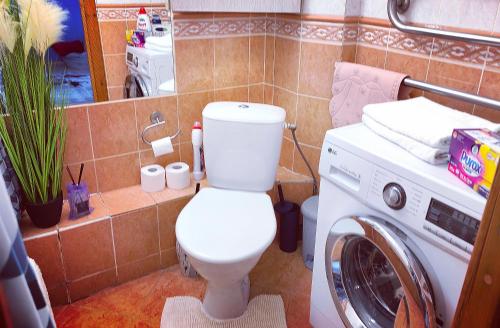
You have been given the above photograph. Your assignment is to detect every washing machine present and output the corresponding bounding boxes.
[310,124,486,328]
[125,45,174,98]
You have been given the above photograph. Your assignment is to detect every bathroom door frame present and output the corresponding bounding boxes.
[79,0,108,102]
[453,168,500,327]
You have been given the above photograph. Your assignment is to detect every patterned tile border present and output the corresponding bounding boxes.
[356,24,498,69]
[173,16,267,39]
[97,11,500,69]
[97,7,169,21]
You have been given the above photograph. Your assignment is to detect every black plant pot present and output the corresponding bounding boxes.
[25,193,63,228]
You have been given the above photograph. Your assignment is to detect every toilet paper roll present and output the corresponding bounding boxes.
[165,162,190,190]
[152,137,173,157]
[141,165,166,193]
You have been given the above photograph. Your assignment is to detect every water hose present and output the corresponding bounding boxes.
[285,123,319,195]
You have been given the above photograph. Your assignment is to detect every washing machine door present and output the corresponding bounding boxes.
[124,73,150,98]
[325,215,436,328]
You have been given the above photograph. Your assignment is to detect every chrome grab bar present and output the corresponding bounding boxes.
[388,0,500,47]
[141,111,181,146]
[387,0,500,111]
[402,78,500,110]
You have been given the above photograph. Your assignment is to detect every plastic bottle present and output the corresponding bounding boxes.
[136,7,152,32]
[192,122,204,181]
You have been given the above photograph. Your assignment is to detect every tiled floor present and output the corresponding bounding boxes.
[54,242,313,327]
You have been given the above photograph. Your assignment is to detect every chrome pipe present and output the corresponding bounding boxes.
[387,0,500,47]
[403,78,500,111]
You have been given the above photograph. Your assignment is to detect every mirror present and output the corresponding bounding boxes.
[48,0,175,105]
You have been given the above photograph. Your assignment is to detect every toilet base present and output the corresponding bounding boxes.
[202,276,250,319]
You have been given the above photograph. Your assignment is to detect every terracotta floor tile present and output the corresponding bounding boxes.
[54,243,312,327]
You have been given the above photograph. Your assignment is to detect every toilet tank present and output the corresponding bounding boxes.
[203,102,286,192]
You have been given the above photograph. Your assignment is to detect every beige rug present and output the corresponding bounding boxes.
[160,295,287,328]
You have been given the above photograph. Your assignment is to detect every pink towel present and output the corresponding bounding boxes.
[329,62,410,127]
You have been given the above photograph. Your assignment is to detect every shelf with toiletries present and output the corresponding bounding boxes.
[20,166,312,239]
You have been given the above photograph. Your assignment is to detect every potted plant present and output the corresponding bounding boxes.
[0,0,67,228]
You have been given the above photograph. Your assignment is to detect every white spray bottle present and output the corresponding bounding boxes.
[192,121,204,182]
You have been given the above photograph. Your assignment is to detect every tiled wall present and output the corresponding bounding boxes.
[76,9,500,200]
[262,15,347,184]
[264,13,500,184]
[354,21,500,121]
[23,193,191,305]
[64,96,181,195]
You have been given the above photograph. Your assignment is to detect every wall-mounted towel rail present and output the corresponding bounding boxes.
[388,0,500,111]
[402,78,500,111]
[388,0,500,47]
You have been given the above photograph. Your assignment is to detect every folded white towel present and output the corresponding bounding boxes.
[146,35,172,48]
[145,43,172,53]
[363,97,500,149]
[362,115,449,165]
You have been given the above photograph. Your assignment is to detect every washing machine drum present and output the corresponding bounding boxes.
[125,73,150,98]
[325,216,437,328]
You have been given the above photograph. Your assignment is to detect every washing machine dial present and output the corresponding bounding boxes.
[383,183,406,210]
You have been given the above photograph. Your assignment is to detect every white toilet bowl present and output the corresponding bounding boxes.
[176,188,276,319]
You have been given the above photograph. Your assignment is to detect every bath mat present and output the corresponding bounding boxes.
[160,295,287,328]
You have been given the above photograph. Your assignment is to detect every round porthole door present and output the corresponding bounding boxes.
[125,74,150,98]
[325,216,436,328]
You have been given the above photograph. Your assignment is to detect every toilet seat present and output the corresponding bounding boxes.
[176,188,277,264]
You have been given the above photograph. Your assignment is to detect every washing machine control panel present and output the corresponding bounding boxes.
[367,167,479,256]
[382,183,406,210]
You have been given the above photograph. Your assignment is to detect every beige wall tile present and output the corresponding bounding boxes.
[214,86,249,102]
[274,37,300,92]
[178,91,214,143]
[88,101,138,158]
[175,39,215,93]
[296,96,332,147]
[113,206,159,265]
[104,54,128,87]
[355,45,387,69]
[249,36,265,84]
[99,21,127,55]
[160,248,178,268]
[279,137,294,170]
[158,196,191,250]
[264,35,276,84]
[64,106,93,164]
[117,254,161,284]
[24,235,65,289]
[298,42,340,98]
[214,37,250,88]
[60,219,115,281]
[68,269,117,302]
[249,84,265,103]
[426,60,482,112]
[94,153,141,192]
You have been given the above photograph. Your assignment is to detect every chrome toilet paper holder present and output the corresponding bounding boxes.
[141,111,181,146]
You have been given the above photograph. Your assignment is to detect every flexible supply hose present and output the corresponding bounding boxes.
[285,123,319,195]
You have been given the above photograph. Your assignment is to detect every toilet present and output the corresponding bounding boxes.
[175,101,286,319]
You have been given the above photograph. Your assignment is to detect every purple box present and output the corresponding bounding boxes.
[448,129,500,199]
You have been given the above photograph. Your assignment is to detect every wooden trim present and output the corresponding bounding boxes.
[79,0,108,102]
[453,168,500,327]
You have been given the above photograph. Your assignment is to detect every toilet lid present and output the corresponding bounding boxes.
[176,188,277,264]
